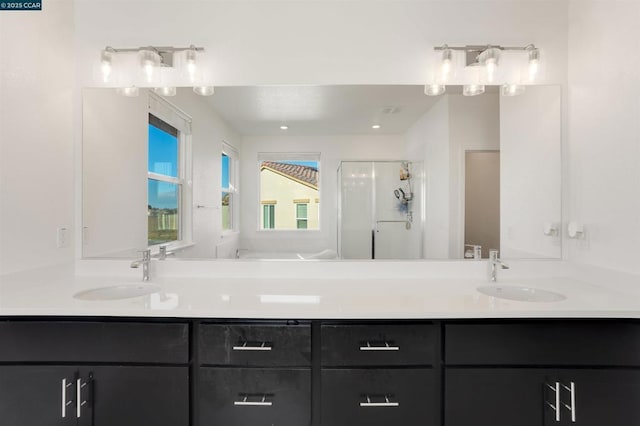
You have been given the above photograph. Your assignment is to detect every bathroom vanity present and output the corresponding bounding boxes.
[1,318,639,426]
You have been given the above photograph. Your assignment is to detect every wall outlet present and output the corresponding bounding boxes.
[57,227,69,248]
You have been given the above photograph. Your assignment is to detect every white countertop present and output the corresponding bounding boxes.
[0,260,639,319]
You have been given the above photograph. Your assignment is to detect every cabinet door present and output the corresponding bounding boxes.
[445,368,565,426]
[562,369,640,426]
[77,366,189,426]
[0,366,78,426]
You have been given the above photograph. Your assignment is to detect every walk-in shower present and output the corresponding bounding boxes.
[337,161,423,259]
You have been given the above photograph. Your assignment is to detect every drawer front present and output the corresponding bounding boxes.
[0,321,188,364]
[445,321,640,366]
[199,367,311,426]
[321,368,438,426]
[199,323,311,366]
[321,324,437,366]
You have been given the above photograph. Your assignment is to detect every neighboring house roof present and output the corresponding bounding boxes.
[261,161,318,189]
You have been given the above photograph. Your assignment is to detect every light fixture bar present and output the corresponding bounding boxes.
[104,45,205,54]
[434,44,538,52]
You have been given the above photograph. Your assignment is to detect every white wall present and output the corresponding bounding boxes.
[0,1,75,274]
[567,1,640,274]
[240,134,405,253]
[500,85,562,258]
[406,96,450,259]
[83,89,148,257]
[169,92,241,259]
[448,94,501,258]
[406,94,500,259]
[74,0,568,86]
[81,88,240,259]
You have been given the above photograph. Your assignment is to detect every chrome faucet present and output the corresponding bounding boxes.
[130,249,151,281]
[158,245,174,260]
[488,249,509,282]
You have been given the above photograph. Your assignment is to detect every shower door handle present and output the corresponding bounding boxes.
[371,229,375,259]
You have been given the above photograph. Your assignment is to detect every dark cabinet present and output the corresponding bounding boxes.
[445,368,561,426]
[556,369,640,426]
[321,368,438,426]
[199,367,311,426]
[0,321,190,426]
[0,366,77,426]
[80,366,189,426]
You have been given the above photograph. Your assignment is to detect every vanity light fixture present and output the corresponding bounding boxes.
[101,45,213,96]
[440,45,453,82]
[116,86,139,97]
[479,47,500,82]
[424,84,446,96]
[185,46,197,82]
[154,87,177,97]
[501,84,526,97]
[139,49,161,84]
[193,86,215,96]
[431,43,541,88]
[100,48,114,83]
[463,84,485,97]
[527,44,540,81]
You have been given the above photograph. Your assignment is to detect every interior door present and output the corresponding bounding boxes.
[464,151,500,258]
[0,366,78,426]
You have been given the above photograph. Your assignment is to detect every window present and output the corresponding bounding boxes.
[295,203,308,229]
[147,94,192,248]
[263,204,275,229]
[258,153,320,230]
[222,143,239,232]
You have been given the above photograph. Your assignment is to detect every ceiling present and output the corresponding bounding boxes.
[202,85,446,136]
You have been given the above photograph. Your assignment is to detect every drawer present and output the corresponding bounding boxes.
[0,321,188,364]
[321,368,438,426]
[321,323,437,366]
[445,321,640,366]
[199,323,311,366]
[199,367,311,426]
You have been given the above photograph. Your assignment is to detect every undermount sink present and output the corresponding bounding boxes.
[73,283,161,301]
[477,285,567,303]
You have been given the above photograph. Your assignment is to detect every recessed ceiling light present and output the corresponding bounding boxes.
[372,124,381,129]
[280,125,289,130]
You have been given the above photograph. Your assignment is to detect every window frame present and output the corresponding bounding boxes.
[221,142,239,234]
[295,202,308,229]
[257,152,321,232]
[262,203,276,229]
[147,93,193,252]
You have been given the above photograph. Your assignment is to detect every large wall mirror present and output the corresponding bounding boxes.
[82,85,561,260]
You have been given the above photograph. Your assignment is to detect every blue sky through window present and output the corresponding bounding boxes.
[280,160,318,169]
[148,124,179,209]
[222,154,230,188]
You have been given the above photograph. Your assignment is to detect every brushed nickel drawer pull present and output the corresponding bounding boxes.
[359,341,400,351]
[562,382,576,423]
[61,379,72,418]
[545,382,561,422]
[234,394,273,406]
[360,394,400,407]
[232,341,272,351]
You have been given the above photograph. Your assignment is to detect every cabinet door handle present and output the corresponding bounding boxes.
[360,394,400,407]
[545,382,561,422]
[61,379,73,418]
[562,382,576,423]
[359,342,400,351]
[233,394,273,406]
[232,341,272,351]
